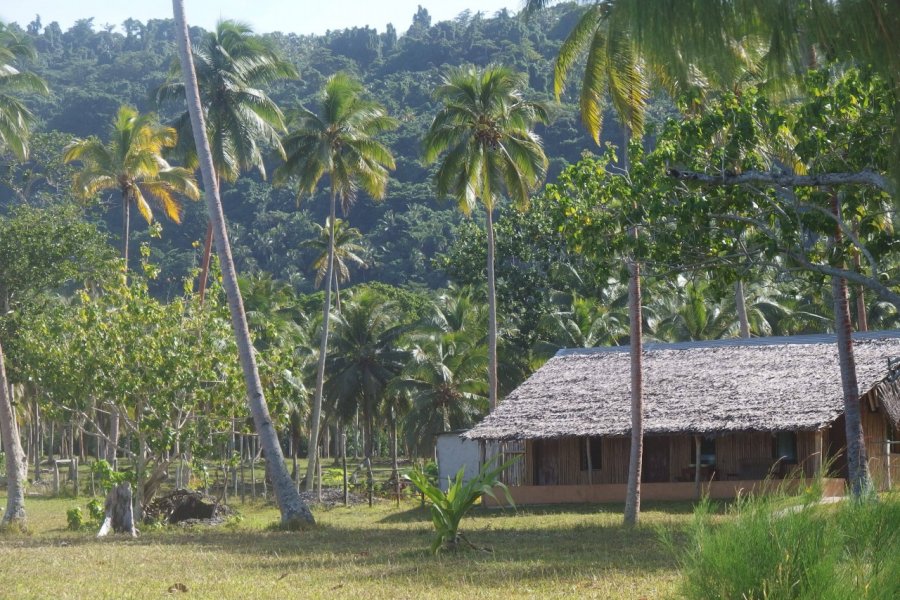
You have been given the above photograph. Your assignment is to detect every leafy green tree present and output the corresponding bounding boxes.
[423,63,548,410]
[63,105,200,267]
[171,0,314,526]
[155,19,297,300]
[274,72,396,491]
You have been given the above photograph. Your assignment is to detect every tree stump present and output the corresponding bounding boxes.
[97,482,138,538]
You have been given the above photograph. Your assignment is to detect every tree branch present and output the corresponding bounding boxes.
[667,168,895,195]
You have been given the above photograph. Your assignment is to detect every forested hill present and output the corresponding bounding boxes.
[2,4,642,295]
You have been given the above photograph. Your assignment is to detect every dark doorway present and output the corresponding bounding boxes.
[532,439,559,485]
[642,436,670,483]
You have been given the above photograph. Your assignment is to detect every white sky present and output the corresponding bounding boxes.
[1,1,527,36]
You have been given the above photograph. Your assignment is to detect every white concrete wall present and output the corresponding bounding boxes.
[436,432,481,492]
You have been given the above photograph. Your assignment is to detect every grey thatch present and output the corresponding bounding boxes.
[466,331,900,441]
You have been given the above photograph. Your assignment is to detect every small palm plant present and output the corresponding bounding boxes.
[405,457,517,553]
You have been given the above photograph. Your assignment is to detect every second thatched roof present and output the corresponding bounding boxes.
[466,331,900,441]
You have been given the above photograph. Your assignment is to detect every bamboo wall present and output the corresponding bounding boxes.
[523,430,827,486]
[861,407,896,489]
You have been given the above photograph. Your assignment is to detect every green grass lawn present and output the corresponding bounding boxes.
[0,494,697,599]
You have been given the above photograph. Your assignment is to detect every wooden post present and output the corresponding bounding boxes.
[316,447,322,504]
[585,437,593,485]
[342,430,349,507]
[813,429,824,477]
[694,435,702,501]
[73,458,79,497]
[884,439,891,491]
[53,460,60,496]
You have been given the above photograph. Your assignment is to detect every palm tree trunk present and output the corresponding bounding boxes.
[172,0,313,526]
[735,279,751,338]
[122,192,130,271]
[305,189,337,492]
[485,206,499,410]
[0,338,27,525]
[623,258,643,527]
[197,222,213,303]
[830,196,873,498]
[832,273,872,497]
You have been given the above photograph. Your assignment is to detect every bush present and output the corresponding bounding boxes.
[66,507,85,531]
[677,490,900,600]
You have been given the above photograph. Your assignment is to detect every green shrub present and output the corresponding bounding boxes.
[66,507,84,531]
[87,498,104,522]
[677,490,900,599]
[405,457,517,553]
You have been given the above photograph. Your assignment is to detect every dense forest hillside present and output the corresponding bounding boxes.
[2,4,639,295]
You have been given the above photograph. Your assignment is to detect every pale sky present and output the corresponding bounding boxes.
[1,1,527,36]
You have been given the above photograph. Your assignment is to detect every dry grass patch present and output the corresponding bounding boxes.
[0,495,695,599]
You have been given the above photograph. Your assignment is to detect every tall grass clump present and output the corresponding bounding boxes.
[676,486,900,599]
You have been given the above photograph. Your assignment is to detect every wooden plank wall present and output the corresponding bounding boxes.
[712,433,773,478]
[523,429,856,487]
[861,407,889,487]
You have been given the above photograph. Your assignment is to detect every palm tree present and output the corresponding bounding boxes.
[63,105,200,267]
[156,19,297,301]
[325,290,408,469]
[171,0,313,526]
[301,217,368,310]
[0,21,46,527]
[0,22,48,161]
[274,72,396,491]
[423,64,548,411]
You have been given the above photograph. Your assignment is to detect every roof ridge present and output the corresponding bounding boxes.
[554,329,900,357]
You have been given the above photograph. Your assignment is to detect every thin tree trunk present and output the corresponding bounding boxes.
[122,192,130,271]
[305,190,337,492]
[33,399,41,482]
[485,206,499,410]
[623,258,644,527]
[197,222,214,303]
[172,0,313,526]
[831,194,873,498]
[852,248,868,332]
[0,338,27,525]
[106,404,119,464]
[735,279,751,338]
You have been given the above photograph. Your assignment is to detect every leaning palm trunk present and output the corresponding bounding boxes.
[305,190,337,491]
[829,195,873,498]
[0,338,27,525]
[171,0,313,526]
[623,258,643,526]
[486,207,499,410]
[832,273,872,497]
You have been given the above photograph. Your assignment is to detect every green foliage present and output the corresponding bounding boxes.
[677,492,900,600]
[65,507,83,531]
[90,460,132,493]
[405,457,517,553]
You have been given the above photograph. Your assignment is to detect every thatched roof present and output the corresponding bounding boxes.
[466,331,900,441]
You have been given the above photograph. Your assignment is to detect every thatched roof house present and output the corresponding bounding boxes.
[467,331,900,441]
[466,331,900,504]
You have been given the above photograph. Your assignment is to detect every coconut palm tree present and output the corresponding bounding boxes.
[325,290,408,470]
[171,0,313,526]
[156,19,297,301]
[0,22,48,161]
[0,21,46,527]
[274,72,396,491]
[301,217,368,310]
[423,64,548,412]
[63,105,200,267]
